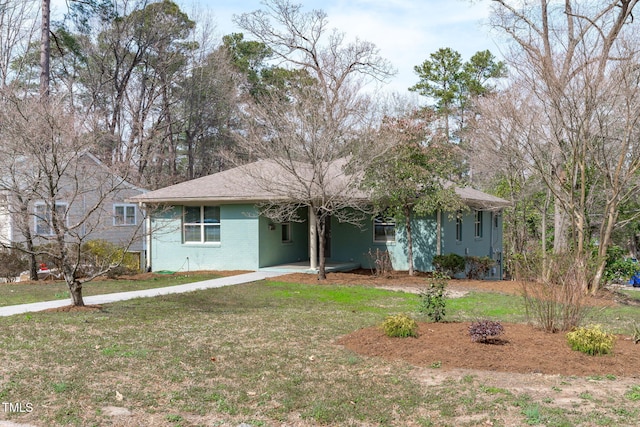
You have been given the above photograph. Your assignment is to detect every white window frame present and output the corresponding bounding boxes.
[113,204,137,226]
[474,210,483,239]
[183,206,220,244]
[34,202,68,236]
[373,215,396,243]
[281,222,292,243]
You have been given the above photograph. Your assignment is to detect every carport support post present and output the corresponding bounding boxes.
[309,208,317,270]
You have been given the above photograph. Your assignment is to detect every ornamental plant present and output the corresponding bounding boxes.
[381,314,418,338]
[417,271,448,322]
[469,319,504,343]
[566,325,615,356]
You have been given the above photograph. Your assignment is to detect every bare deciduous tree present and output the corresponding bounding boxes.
[0,95,145,305]
[484,0,640,291]
[232,0,395,279]
[0,0,39,89]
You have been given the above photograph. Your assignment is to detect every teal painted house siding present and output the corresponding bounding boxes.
[331,210,502,276]
[258,214,309,267]
[329,216,374,266]
[149,203,503,278]
[330,213,438,271]
[150,204,261,271]
[441,210,503,279]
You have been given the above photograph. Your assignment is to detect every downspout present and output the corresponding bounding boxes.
[489,211,494,278]
[436,209,442,256]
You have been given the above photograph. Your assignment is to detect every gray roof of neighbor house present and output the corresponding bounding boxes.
[128,159,509,209]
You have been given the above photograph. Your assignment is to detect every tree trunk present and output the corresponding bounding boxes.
[68,279,84,306]
[591,202,619,294]
[19,202,39,280]
[40,0,50,99]
[541,188,551,281]
[553,198,569,254]
[26,240,38,281]
[317,215,326,280]
[405,206,414,276]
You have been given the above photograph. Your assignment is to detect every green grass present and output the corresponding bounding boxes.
[0,279,638,426]
[583,304,640,335]
[0,272,222,307]
[446,291,529,323]
[618,289,640,302]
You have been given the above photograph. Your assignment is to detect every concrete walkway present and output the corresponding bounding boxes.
[0,271,283,317]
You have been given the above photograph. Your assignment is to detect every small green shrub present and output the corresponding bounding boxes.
[433,253,465,277]
[380,314,418,338]
[469,319,504,343]
[604,245,639,283]
[566,325,615,356]
[418,272,448,322]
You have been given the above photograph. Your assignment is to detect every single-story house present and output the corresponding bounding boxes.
[129,159,509,278]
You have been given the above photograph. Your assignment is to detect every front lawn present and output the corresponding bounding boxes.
[0,272,224,307]
[0,280,638,426]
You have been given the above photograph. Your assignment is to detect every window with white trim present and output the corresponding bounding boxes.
[474,210,483,238]
[373,215,396,242]
[34,202,68,235]
[114,204,137,226]
[183,206,220,243]
[281,222,292,243]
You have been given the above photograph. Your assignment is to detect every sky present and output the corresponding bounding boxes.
[189,0,502,95]
[51,0,503,96]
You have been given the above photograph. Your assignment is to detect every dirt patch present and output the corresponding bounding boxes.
[42,304,103,313]
[338,322,640,377]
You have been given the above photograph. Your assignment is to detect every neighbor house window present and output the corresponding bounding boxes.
[474,210,483,238]
[34,202,68,235]
[114,204,137,226]
[281,222,292,243]
[373,215,396,242]
[183,206,220,243]
[455,212,462,242]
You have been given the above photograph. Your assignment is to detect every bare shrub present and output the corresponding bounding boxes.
[0,248,28,282]
[519,253,592,333]
[367,248,392,277]
[465,256,495,279]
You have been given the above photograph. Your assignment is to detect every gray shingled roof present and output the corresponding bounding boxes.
[129,159,509,208]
